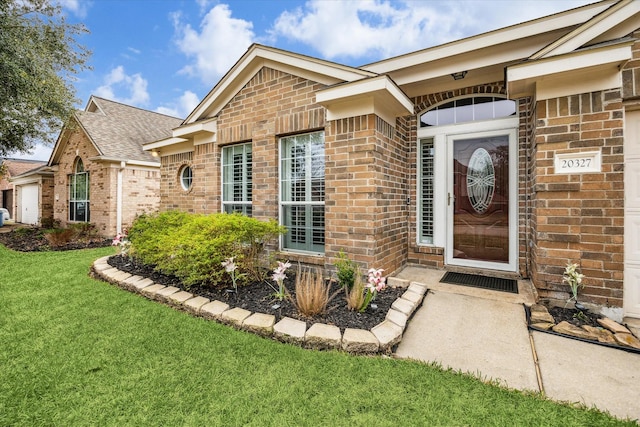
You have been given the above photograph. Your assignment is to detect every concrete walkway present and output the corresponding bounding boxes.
[393,267,640,422]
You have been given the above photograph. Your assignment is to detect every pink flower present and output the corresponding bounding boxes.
[221,257,237,273]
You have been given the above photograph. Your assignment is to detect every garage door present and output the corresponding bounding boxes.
[19,184,39,225]
[625,110,640,319]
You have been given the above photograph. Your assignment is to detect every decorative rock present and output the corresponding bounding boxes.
[387,277,409,288]
[273,317,307,344]
[111,271,132,282]
[582,326,616,344]
[530,310,555,324]
[120,275,145,291]
[155,286,180,302]
[132,278,154,291]
[391,298,417,317]
[220,307,251,327]
[613,333,640,349]
[531,322,555,331]
[168,291,194,305]
[408,282,428,296]
[401,290,422,304]
[140,284,166,298]
[200,300,230,320]
[552,321,597,340]
[101,267,120,278]
[597,317,632,335]
[342,328,379,353]
[242,313,276,336]
[371,320,403,352]
[386,308,408,329]
[184,296,210,314]
[529,304,548,313]
[305,323,341,350]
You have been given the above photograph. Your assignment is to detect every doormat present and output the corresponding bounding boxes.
[440,272,518,294]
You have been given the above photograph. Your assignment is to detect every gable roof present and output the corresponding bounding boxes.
[0,159,47,190]
[50,96,183,165]
[184,44,376,124]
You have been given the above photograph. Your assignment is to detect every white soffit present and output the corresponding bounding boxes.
[316,76,414,125]
[184,45,374,124]
[362,1,614,76]
[531,0,640,59]
[507,41,632,98]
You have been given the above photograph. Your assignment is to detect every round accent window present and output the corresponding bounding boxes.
[466,148,495,214]
[179,165,193,191]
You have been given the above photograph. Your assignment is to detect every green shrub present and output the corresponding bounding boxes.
[334,250,357,290]
[127,211,192,267]
[128,212,285,287]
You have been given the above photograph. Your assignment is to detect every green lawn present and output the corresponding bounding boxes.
[0,245,632,426]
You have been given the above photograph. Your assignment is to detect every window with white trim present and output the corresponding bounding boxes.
[222,142,252,215]
[420,96,516,127]
[69,157,90,222]
[419,138,434,244]
[179,165,193,191]
[280,131,325,253]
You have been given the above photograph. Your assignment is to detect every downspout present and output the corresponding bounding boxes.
[116,161,125,235]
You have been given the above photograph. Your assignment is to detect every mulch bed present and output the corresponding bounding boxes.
[108,254,404,332]
[547,305,602,328]
[0,227,111,252]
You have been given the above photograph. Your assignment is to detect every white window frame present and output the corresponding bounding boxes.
[69,158,90,222]
[279,131,325,254]
[179,165,193,191]
[221,142,252,215]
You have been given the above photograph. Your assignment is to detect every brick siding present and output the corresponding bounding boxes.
[53,126,160,236]
[531,89,625,306]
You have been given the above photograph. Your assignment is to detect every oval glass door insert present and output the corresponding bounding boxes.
[466,148,495,214]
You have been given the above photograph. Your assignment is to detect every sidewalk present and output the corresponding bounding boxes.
[393,267,640,422]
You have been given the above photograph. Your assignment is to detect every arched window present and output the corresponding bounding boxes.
[69,157,90,222]
[179,165,193,191]
[420,96,516,127]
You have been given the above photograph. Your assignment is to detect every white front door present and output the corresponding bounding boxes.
[20,184,39,225]
[417,115,518,273]
[624,109,640,319]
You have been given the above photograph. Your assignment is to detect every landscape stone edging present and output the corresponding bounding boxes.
[90,256,426,355]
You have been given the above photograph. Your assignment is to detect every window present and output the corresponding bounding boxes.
[420,96,516,127]
[69,158,90,222]
[180,165,193,191]
[222,143,252,215]
[280,131,325,253]
[419,138,434,244]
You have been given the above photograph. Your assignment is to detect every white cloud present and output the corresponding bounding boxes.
[7,143,53,162]
[58,0,90,18]
[156,91,200,118]
[94,66,150,106]
[271,0,595,62]
[172,4,255,85]
[127,47,141,55]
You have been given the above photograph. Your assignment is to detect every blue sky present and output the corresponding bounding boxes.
[14,0,595,161]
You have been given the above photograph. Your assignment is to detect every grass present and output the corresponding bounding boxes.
[0,245,633,426]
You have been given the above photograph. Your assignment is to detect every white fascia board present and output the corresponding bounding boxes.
[316,76,414,118]
[532,0,639,59]
[507,42,632,85]
[87,156,160,168]
[363,1,613,75]
[11,175,43,185]
[173,119,217,137]
[143,137,190,151]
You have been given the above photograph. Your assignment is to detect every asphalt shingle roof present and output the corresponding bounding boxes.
[75,97,183,163]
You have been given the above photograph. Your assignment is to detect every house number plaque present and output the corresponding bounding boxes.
[554,150,601,174]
